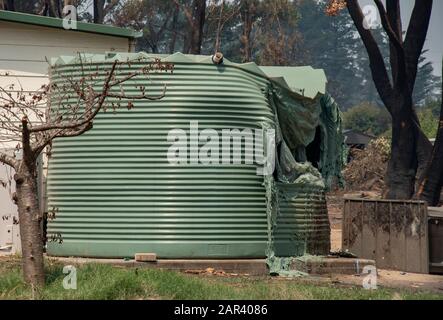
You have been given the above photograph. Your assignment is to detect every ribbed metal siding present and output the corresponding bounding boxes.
[273,184,331,257]
[46,59,274,258]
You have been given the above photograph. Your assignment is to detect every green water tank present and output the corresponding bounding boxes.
[46,53,274,258]
[46,52,334,259]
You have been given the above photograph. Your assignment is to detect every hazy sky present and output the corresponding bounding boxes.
[359,0,443,76]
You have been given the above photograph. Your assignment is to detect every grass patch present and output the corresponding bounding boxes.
[0,257,442,300]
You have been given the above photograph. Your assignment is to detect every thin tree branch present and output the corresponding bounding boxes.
[0,152,17,169]
[29,60,119,133]
[386,0,402,84]
[106,84,166,101]
[403,0,433,91]
[373,0,407,90]
[173,0,194,26]
[346,0,394,109]
[32,122,93,155]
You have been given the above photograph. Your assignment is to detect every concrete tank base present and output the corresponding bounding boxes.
[50,256,375,276]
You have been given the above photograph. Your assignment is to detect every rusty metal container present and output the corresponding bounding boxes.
[342,197,429,274]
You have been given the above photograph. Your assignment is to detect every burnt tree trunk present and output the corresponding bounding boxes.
[15,165,45,287]
[169,3,180,54]
[50,0,62,17]
[385,94,418,199]
[184,0,206,54]
[240,0,255,62]
[146,9,172,55]
[346,0,434,199]
[40,0,61,17]
[1,0,15,10]
[415,121,434,181]
[418,91,443,205]
[384,0,432,193]
[93,0,105,24]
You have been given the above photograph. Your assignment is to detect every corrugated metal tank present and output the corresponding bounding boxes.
[273,184,330,257]
[46,53,273,258]
[46,52,332,259]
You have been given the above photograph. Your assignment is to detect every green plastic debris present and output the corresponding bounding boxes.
[263,79,345,276]
[267,253,309,278]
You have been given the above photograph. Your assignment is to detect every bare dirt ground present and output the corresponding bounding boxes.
[326,192,443,293]
[327,191,345,252]
[331,269,443,293]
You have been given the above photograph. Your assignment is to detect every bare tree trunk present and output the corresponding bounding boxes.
[418,89,443,205]
[15,165,45,288]
[384,0,428,196]
[415,113,434,187]
[39,0,49,16]
[242,26,252,62]
[345,0,433,200]
[146,9,172,54]
[7,0,14,10]
[385,94,418,199]
[12,119,45,288]
[185,0,206,54]
[183,33,190,54]
[148,40,159,54]
[40,0,61,17]
[94,0,105,24]
[1,0,15,10]
[50,0,62,17]
[240,1,254,62]
[169,3,180,54]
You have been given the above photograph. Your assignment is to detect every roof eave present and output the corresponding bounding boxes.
[0,10,142,39]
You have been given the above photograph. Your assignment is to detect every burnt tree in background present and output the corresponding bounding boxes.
[328,0,435,200]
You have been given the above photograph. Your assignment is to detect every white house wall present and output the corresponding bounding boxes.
[0,20,130,87]
[0,163,19,253]
[0,20,133,253]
